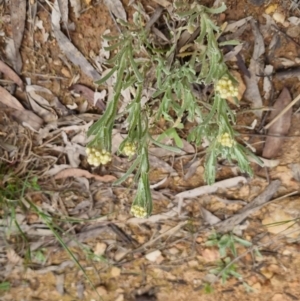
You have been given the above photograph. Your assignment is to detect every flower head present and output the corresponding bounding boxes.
[130,205,148,218]
[215,77,239,99]
[218,133,235,148]
[130,174,152,218]
[86,147,112,167]
[123,142,136,157]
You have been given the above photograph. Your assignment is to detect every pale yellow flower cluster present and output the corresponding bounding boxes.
[86,147,112,166]
[215,77,239,99]
[123,142,136,157]
[218,133,235,148]
[130,205,147,218]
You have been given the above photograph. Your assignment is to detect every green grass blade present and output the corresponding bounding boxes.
[27,200,102,300]
[0,282,10,291]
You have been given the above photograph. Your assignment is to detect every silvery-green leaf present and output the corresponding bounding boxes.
[204,3,227,14]
[113,157,141,186]
[219,40,240,47]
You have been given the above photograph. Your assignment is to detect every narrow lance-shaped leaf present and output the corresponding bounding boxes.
[142,173,153,216]
[175,7,198,18]
[150,136,182,153]
[140,146,150,173]
[205,15,222,32]
[106,52,127,122]
[204,3,227,14]
[205,148,217,185]
[123,75,137,90]
[219,40,240,47]
[117,18,132,27]
[102,34,120,41]
[95,66,118,85]
[127,103,140,132]
[230,270,242,279]
[197,13,207,45]
[171,128,184,148]
[113,156,141,186]
[187,14,198,31]
[104,39,127,51]
[128,46,143,83]
[232,146,253,175]
[105,45,128,64]
[233,236,252,247]
[102,126,111,151]
[157,128,184,148]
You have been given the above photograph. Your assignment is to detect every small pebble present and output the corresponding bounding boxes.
[145,250,161,262]
[252,282,261,292]
[268,264,280,274]
[53,59,62,66]
[282,249,291,256]
[270,275,282,287]
[114,249,128,261]
[287,26,300,38]
[273,12,285,24]
[168,247,179,255]
[94,242,107,256]
[111,267,121,277]
[188,260,198,268]
[260,269,274,279]
[155,255,165,264]
[200,248,220,262]
[196,236,203,243]
[115,294,124,301]
[271,294,284,301]
[96,286,108,296]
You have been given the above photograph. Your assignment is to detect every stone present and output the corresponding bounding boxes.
[145,250,161,262]
[200,248,220,262]
[188,260,199,268]
[287,26,300,38]
[247,275,258,286]
[96,286,107,296]
[252,282,261,292]
[155,255,165,264]
[282,249,292,256]
[196,236,203,243]
[272,294,285,301]
[273,12,285,25]
[94,242,107,256]
[114,249,128,261]
[53,59,62,66]
[111,267,121,277]
[115,294,124,301]
[260,268,274,279]
[203,273,218,284]
[268,264,281,274]
[168,247,179,255]
[270,275,282,287]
